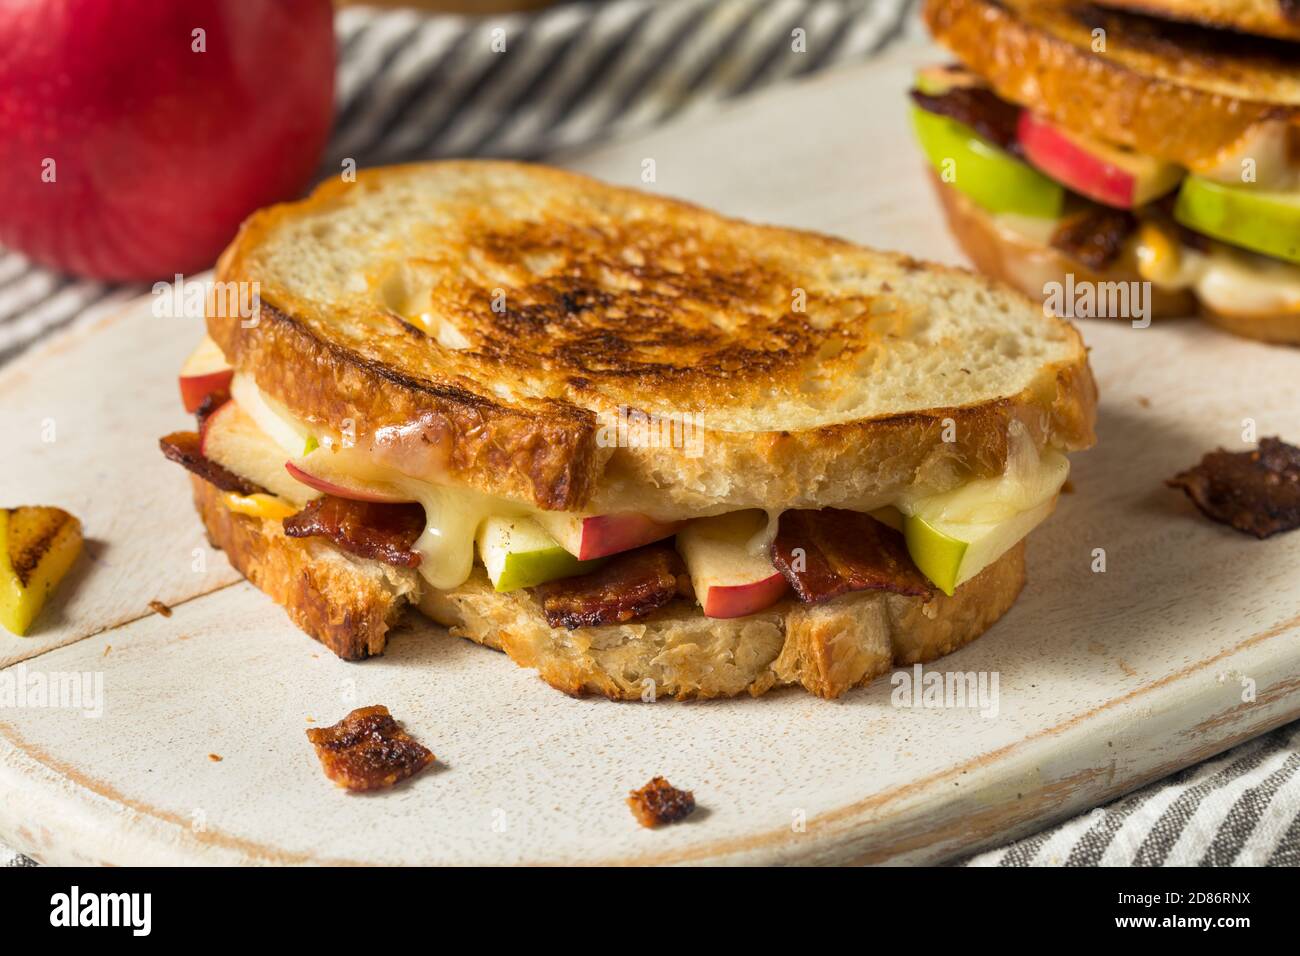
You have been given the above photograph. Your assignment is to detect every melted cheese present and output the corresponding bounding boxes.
[398,481,523,590]
[895,421,1069,523]
[745,508,784,559]
[1135,227,1300,316]
[233,382,1069,594]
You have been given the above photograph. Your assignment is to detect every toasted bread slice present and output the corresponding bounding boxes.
[421,549,1025,701]
[191,469,1025,698]
[191,476,419,660]
[211,161,1095,517]
[1098,0,1300,41]
[924,0,1300,168]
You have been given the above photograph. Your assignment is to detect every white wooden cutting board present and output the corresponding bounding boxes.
[3,43,1300,866]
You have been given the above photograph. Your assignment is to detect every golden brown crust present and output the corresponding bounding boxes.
[191,476,418,660]
[1097,0,1300,41]
[924,0,1300,167]
[420,542,1026,701]
[212,161,1097,514]
[931,172,1300,344]
[208,301,601,512]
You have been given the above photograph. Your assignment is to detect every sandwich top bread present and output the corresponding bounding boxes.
[212,162,1093,516]
[164,160,1097,699]
[915,0,1300,343]
[1096,0,1300,41]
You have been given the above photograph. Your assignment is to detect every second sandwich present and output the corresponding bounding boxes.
[914,0,1300,342]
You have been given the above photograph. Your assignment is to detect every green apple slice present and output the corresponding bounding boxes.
[900,444,1069,595]
[904,496,1057,597]
[230,373,318,457]
[476,516,604,593]
[1174,176,1300,265]
[911,106,1065,219]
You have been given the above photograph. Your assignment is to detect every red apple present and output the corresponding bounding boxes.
[676,512,789,619]
[535,511,682,561]
[179,336,233,412]
[284,460,411,505]
[1017,112,1182,209]
[0,0,335,280]
[697,572,789,619]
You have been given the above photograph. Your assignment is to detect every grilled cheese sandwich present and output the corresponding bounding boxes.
[162,160,1097,700]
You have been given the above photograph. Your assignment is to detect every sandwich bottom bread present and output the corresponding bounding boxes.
[160,159,1096,702]
[191,476,1026,700]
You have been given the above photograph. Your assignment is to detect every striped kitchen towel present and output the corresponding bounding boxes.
[965,721,1300,866]
[2,0,1298,868]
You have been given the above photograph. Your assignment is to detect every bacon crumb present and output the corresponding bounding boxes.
[306,705,435,792]
[627,776,696,828]
[1167,437,1300,539]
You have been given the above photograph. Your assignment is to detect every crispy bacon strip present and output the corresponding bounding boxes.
[627,776,696,828]
[771,509,934,603]
[306,705,435,792]
[159,431,260,495]
[282,496,425,568]
[1167,437,1300,539]
[535,543,690,629]
[1049,207,1138,271]
[910,85,1022,153]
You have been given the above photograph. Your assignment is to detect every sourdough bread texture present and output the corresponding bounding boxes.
[192,475,419,660]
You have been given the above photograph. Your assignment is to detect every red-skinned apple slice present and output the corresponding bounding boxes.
[284,459,411,504]
[676,511,788,619]
[179,336,233,413]
[534,511,682,561]
[1017,112,1183,208]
